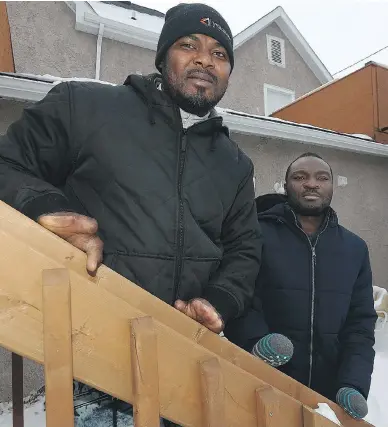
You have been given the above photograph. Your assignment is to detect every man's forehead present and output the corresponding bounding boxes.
[290,156,331,173]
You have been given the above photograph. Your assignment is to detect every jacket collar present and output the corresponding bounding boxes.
[123,73,228,137]
[258,200,338,229]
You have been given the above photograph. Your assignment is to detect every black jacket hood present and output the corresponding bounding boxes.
[255,193,287,214]
[256,193,338,228]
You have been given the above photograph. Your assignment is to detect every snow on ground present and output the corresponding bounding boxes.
[0,396,46,427]
[365,353,388,427]
[0,398,136,427]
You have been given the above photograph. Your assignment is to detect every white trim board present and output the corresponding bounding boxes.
[1,73,387,159]
[263,84,295,116]
[74,2,161,51]
[234,7,332,84]
[0,75,54,102]
[220,108,388,157]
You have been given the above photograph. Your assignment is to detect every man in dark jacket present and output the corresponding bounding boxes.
[0,2,260,332]
[0,3,261,425]
[225,153,376,420]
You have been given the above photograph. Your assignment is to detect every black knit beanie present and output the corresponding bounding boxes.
[155,3,234,72]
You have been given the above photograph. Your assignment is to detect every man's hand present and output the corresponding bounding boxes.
[174,298,224,333]
[38,212,103,276]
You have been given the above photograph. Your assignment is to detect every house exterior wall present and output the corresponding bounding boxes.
[7,3,322,110]
[273,64,388,144]
[219,23,322,115]
[234,132,388,291]
[6,1,156,83]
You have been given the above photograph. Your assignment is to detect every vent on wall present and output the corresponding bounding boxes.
[267,35,285,67]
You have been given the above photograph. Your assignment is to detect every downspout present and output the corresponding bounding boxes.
[95,23,105,80]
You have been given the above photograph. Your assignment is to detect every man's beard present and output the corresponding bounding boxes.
[161,63,227,117]
[286,190,332,217]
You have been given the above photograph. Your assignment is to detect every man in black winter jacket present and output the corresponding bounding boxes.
[0,3,261,425]
[0,3,260,333]
[225,153,377,420]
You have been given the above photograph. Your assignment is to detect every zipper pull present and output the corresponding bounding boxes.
[181,133,187,152]
[312,247,316,264]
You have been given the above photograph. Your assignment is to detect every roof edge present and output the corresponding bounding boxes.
[234,6,332,84]
[1,73,387,158]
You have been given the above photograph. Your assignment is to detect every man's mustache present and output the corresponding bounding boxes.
[186,69,217,83]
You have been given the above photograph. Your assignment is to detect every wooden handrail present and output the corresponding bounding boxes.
[0,202,371,426]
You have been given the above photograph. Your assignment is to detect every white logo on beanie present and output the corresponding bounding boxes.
[200,17,232,41]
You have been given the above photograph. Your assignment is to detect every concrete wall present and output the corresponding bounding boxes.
[234,132,388,290]
[6,1,156,83]
[220,23,322,115]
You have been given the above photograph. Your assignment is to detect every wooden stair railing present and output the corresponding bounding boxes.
[0,201,372,426]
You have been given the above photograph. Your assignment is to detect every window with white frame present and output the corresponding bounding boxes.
[267,35,285,67]
[264,84,295,116]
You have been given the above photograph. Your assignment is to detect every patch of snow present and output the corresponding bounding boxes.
[1,72,117,87]
[314,403,341,425]
[218,107,378,141]
[38,74,116,86]
[349,134,374,140]
[365,352,388,427]
[0,396,46,427]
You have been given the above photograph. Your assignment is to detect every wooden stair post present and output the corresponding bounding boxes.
[256,385,281,427]
[42,269,74,427]
[200,357,225,427]
[130,316,160,427]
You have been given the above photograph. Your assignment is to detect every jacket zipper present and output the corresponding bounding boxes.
[172,130,187,303]
[291,211,329,387]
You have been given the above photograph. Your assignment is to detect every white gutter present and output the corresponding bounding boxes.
[74,2,159,51]
[1,74,388,159]
[0,75,55,102]
[220,110,388,158]
[95,23,105,80]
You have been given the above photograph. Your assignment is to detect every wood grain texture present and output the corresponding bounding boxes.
[256,386,285,427]
[0,2,14,72]
[0,201,370,427]
[130,316,160,427]
[42,269,74,427]
[199,357,225,427]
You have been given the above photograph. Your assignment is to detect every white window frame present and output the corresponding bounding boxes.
[263,84,295,116]
[266,35,286,68]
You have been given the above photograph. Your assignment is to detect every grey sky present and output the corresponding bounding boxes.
[134,0,388,77]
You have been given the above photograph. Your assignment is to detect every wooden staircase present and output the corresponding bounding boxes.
[0,202,372,426]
